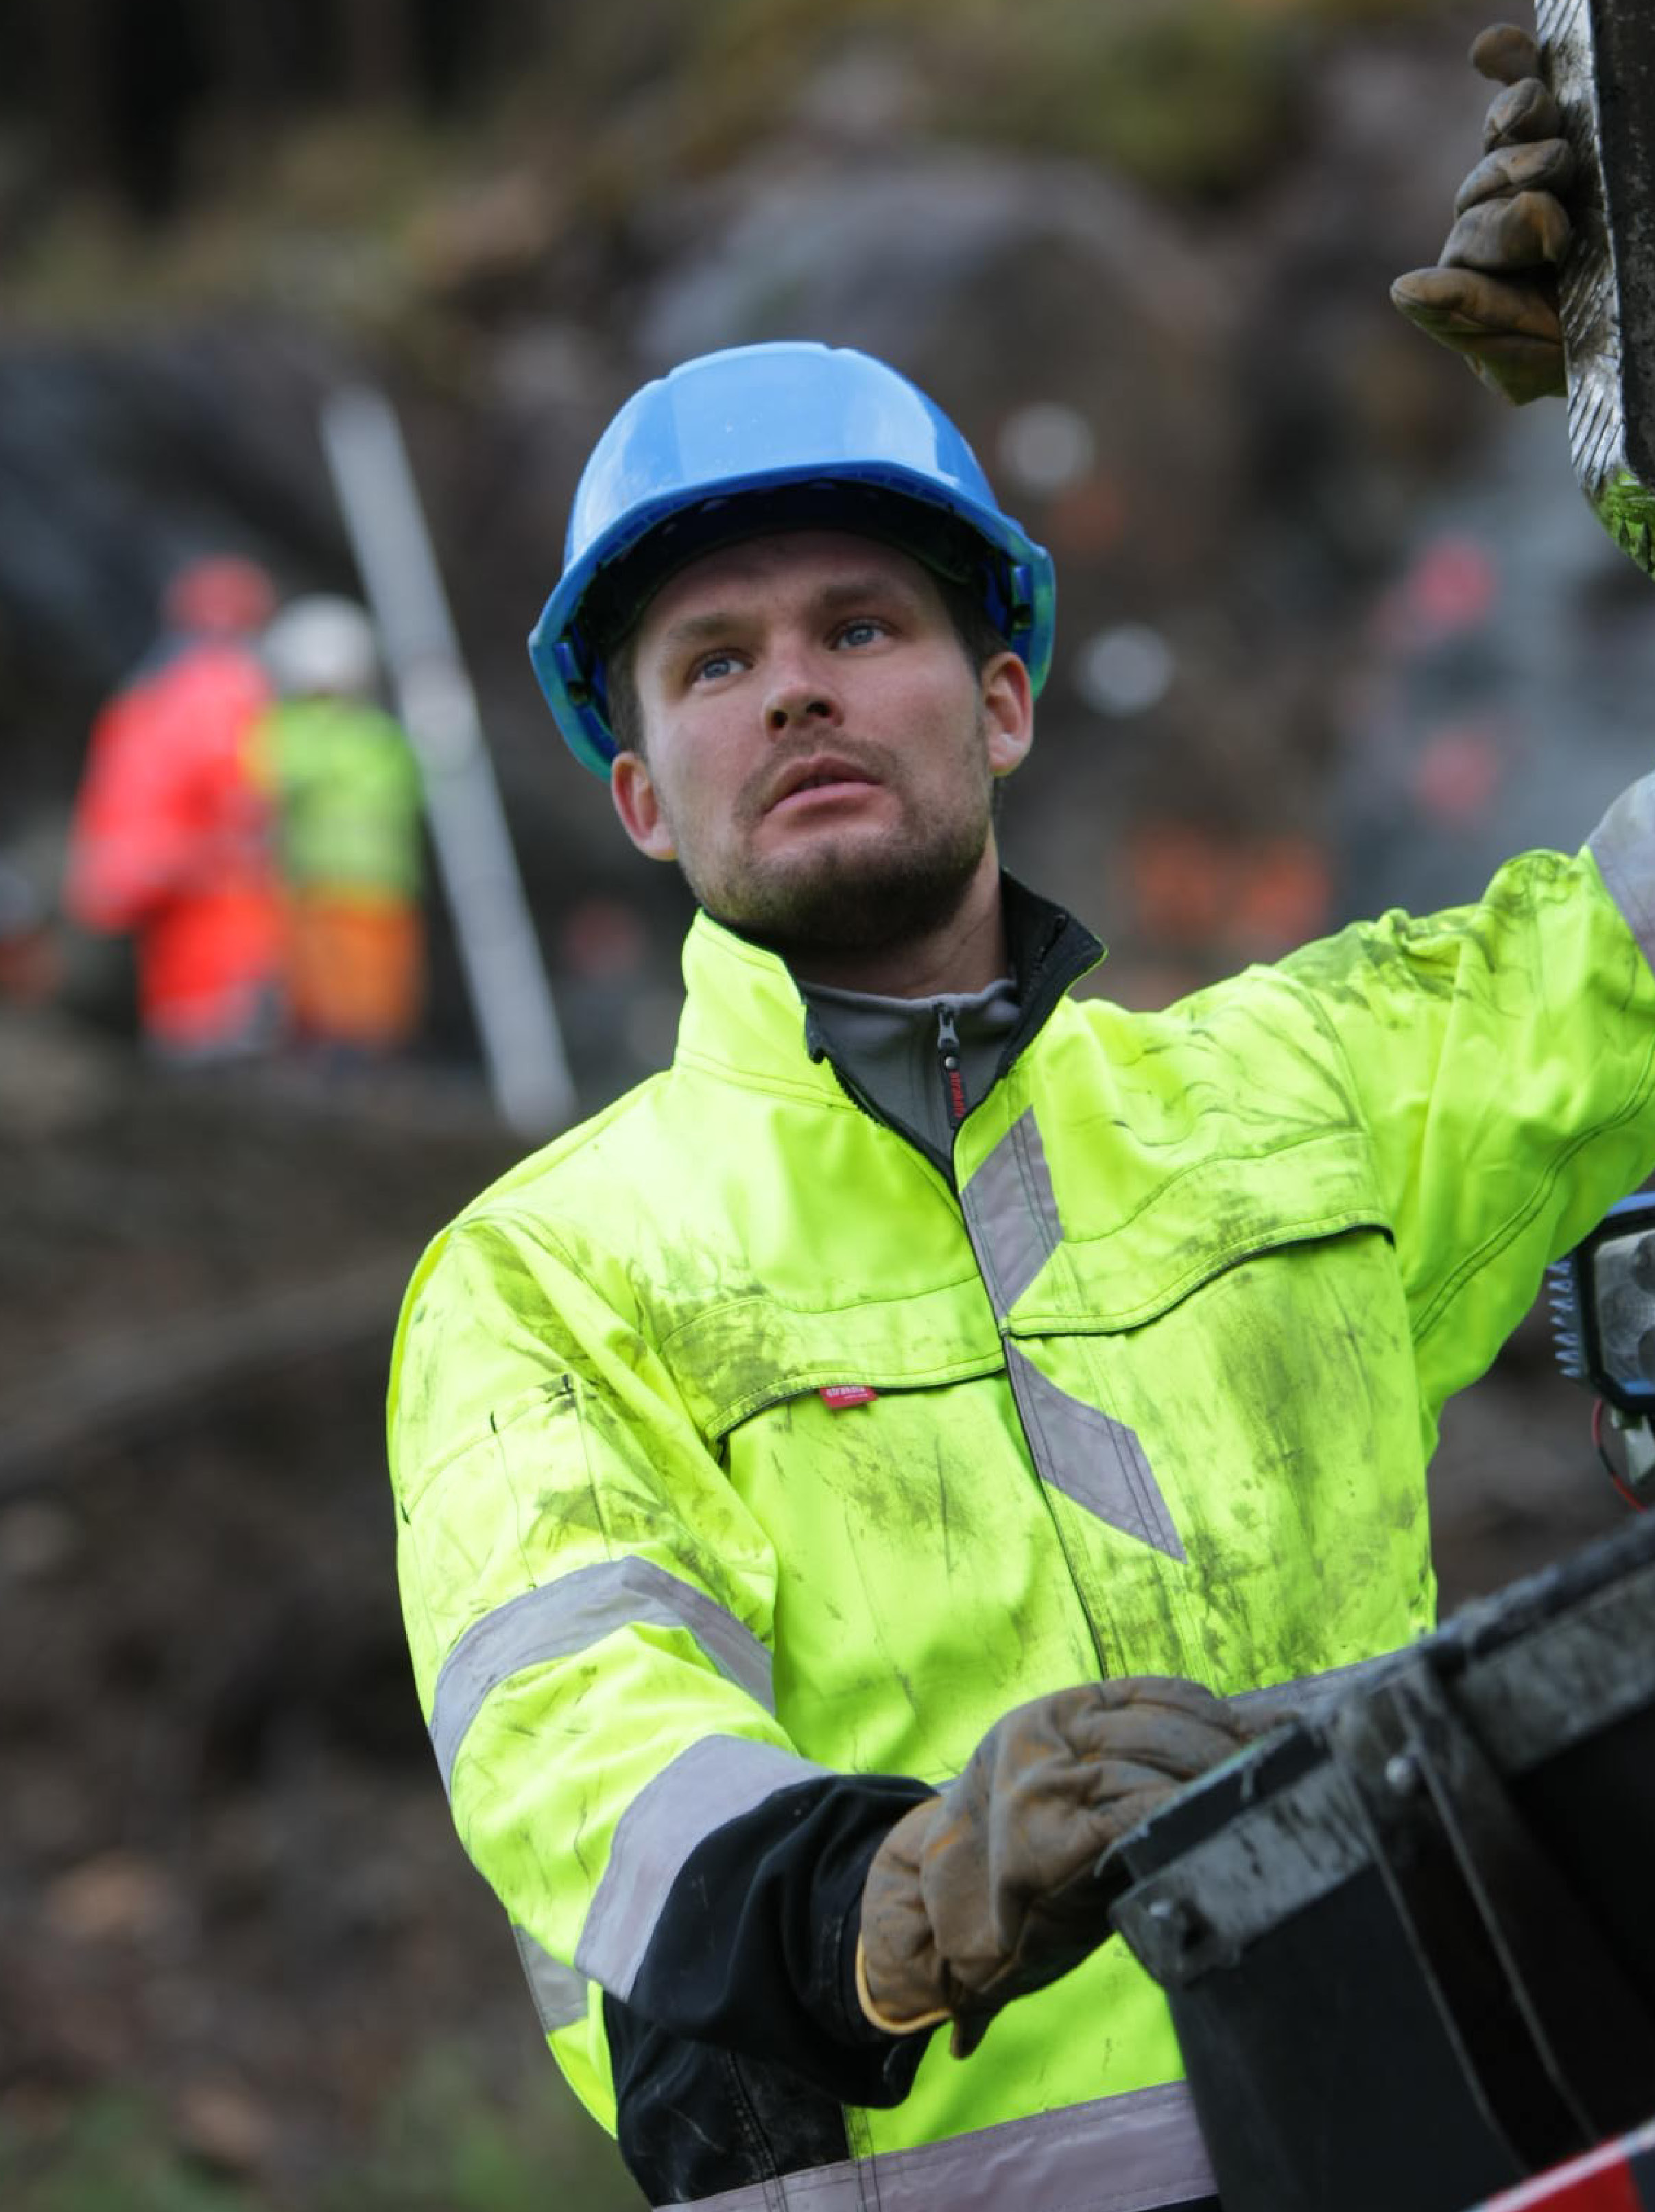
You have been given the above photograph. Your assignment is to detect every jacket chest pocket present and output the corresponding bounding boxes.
[1014,1216,1428,1693]
[712,1364,1108,1780]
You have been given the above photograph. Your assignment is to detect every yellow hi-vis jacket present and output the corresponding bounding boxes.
[388,783,1655,2212]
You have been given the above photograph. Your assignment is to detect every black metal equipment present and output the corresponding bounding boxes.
[1106,1515,1655,2212]
[1547,1193,1655,1419]
[1536,0,1655,577]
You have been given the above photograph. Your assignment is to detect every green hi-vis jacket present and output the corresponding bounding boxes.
[252,697,423,901]
[388,781,1655,2212]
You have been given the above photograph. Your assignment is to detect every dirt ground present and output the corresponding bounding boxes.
[0,1019,641,2207]
[0,1004,1634,2210]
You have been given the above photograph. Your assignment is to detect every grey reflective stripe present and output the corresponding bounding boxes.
[1006,1344,1186,1563]
[578,1734,826,1999]
[1588,771,1655,971]
[512,1924,591,2034]
[656,2080,1215,2212]
[961,1107,1063,1316]
[430,1557,774,1789]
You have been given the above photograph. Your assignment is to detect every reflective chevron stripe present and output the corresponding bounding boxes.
[960,1105,1064,1316]
[962,1110,1188,1563]
[1006,1343,1186,1563]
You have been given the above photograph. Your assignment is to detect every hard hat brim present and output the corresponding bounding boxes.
[529,464,1055,778]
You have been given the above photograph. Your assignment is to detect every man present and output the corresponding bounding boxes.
[388,30,1648,2210]
[64,554,285,1059]
[254,594,426,1059]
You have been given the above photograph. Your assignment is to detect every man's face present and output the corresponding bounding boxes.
[609,531,1032,963]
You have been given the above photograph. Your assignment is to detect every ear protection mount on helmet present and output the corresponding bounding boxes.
[528,343,1056,778]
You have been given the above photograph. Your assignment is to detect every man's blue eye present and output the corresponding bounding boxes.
[695,652,737,682]
[837,620,882,647]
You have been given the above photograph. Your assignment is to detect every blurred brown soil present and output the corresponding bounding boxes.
[0,1013,640,2203]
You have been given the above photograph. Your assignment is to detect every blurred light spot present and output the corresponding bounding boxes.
[1127,823,1331,957]
[1412,536,1497,632]
[998,402,1096,499]
[557,896,649,983]
[1129,823,1227,946]
[1228,839,1332,954]
[1372,532,1498,654]
[1045,470,1128,558]
[1410,719,1504,826]
[1074,623,1175,718]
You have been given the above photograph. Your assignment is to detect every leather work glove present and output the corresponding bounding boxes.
[1390,24,1575,405]
[855,1678,1263,2060]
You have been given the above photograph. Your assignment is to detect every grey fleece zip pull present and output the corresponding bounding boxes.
[937,1006,967,1129]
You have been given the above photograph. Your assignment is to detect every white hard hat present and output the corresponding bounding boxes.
[263,594,380,698]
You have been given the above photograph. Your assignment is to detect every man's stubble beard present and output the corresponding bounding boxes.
[681,744,995,968]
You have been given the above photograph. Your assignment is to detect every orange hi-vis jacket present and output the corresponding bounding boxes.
[66,642,283,1052]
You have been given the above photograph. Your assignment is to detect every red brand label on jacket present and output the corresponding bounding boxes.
[819,1384,879,1410]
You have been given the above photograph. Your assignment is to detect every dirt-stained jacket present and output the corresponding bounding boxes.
[388,780,1655,2211]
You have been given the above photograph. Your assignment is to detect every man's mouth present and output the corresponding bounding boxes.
[766,757,881,813]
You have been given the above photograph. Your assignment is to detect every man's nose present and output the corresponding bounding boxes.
[763,660,842,734]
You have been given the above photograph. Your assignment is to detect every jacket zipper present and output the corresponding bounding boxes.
[937,1005,968,1131]
[802,883,1104,1186]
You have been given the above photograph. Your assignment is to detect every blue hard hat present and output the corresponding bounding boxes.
[528,341,1056,777]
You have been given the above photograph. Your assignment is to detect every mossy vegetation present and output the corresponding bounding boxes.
[577,0,1460,197]
[0,0,1468,326]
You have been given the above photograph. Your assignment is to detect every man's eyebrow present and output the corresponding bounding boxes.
[654,571,925,656]
[813,573,924,612]
[655,610,745,653]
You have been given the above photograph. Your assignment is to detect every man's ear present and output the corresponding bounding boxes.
[981,651,1034,778]
[611,752,678,861]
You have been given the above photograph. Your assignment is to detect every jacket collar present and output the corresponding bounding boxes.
[674,878,1104,1098]
[994,876,1106,1073]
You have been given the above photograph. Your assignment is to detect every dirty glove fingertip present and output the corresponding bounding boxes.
[1470,24,1542,88]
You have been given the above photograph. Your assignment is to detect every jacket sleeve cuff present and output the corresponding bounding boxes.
[853,1931,951,2037]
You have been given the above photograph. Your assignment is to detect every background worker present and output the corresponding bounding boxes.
[64,553,283,1060]
[256,594,426,1059]
[388,31,1642,2212]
